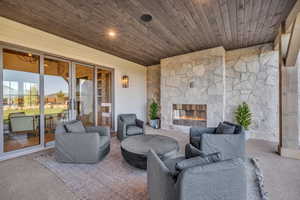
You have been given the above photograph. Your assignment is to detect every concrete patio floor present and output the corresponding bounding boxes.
[0,138,299,200]
[246,139,300,200]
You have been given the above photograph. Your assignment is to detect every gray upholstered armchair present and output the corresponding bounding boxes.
[117,114,145,141]
[147,149,247,200]
[190,121,245,160]
[55,120,110,163]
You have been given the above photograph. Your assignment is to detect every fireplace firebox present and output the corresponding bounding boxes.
[173,104,207,127]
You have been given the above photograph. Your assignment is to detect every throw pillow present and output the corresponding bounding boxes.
[185,144,206,159]
[175,152,222,172]
[224,121,242,134]
[65,121,85,133]
[216,122,235,134]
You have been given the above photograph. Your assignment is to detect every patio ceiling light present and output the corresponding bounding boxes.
[108,30,116,38]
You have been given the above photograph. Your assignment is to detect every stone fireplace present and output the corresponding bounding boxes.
[173,104,207,127]
[160,47,226,131]
[149,44,278,141]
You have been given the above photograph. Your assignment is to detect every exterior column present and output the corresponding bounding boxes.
[279,57,300,159]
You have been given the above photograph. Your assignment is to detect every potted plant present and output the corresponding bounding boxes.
[235,102,252,140]
[149,99,160,129]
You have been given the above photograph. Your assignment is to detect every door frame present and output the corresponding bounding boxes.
[44,56,73,146]
[95,66,115,130]
[72,62,97,126]
[0,44,45,157]
[0,46,3,154]
[0,43,115,160]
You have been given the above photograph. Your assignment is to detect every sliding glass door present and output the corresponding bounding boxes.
[44,57,71,146]
[75,64,95,127]
[0,45,114,157]
[97,68,113,128]
[2,49,41,152]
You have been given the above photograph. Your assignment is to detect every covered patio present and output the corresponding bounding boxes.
[0,0,300,200]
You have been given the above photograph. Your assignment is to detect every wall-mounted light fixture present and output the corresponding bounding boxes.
[189,81,195,88]
[122,75,129,88]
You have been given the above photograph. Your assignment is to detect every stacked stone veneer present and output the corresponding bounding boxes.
[160,47,226,131]
[148,44,280,141]
[147,65,161,121]
[225,44,278,141]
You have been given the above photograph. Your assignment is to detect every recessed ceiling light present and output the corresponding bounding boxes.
[140,14,152,22]
[108,30,116,37]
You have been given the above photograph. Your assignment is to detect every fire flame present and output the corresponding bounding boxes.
[175,116,206,121]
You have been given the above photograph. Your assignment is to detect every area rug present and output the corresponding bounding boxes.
[35,129,268,200]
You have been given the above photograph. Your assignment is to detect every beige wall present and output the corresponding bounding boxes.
[0,17,147,130]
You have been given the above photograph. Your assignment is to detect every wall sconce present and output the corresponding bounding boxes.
[122,75,129,88]
[189,81,195,88]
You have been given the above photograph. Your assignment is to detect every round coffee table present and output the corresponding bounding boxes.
[121,134,179,169]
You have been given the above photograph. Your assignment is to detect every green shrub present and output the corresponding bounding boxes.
[149,99,159,120]
[235,102,252,130]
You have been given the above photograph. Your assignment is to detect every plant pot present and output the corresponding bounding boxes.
[245,130,251,140]
[149,119,160,129]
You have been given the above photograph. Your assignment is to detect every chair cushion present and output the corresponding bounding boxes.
[190,136,201,149]
[65,120,85,133]
[216,122,235,134]
[10,116,34,132]
[55,123,67,134]
[175,152,222,172]
[163,156,185,179]
[127,126,143,135]
[99,136,110,149]
[185,144,205,159]
[121,115,136,125]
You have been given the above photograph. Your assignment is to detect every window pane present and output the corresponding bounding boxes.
[75,64,94,126]
[3,49,40,152]
[44,58,70,145]
[97,69,112,128]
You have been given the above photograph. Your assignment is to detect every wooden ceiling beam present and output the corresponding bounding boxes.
[285,12,300,66]
[286,0,300,33]
[274,0,300,50]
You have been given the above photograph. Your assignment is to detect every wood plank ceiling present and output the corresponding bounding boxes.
[0,0,297,66]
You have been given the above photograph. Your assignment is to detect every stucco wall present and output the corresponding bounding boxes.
[0,17,147,131]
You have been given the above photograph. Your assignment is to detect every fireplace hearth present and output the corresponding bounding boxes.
[173,104,207,127]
